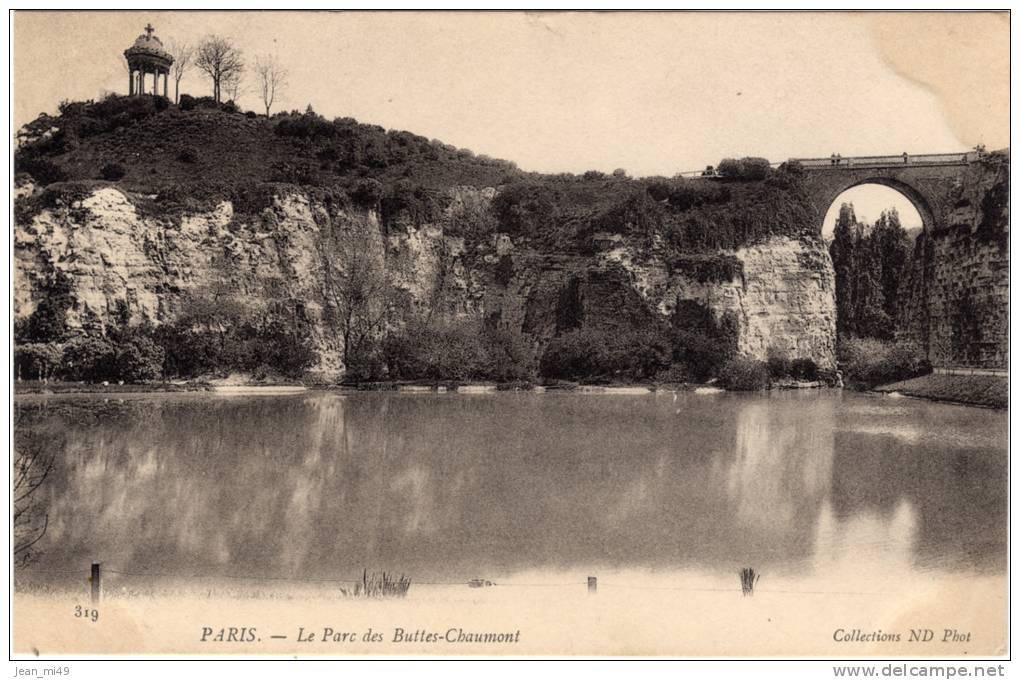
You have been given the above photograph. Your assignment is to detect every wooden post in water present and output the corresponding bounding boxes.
[587,576,597,594]
[90,562,102,603]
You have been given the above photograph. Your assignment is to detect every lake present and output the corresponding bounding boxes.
[15,389,1007,588]
[11,391,1007,656]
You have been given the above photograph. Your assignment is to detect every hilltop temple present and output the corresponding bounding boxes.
[124,23,173,97]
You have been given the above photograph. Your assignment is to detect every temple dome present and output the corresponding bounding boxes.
[124,25,173,64]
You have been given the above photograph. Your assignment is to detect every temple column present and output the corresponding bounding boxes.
[163,70,168,98]
[128,68,134,96]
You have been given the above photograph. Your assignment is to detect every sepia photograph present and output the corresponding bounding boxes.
[8,9,1011,667]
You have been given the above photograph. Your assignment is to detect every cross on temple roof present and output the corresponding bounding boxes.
[145,23,155,38]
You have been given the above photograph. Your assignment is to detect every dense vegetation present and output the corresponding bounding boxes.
[15,95,814,248]
[14,95,826,388]
[829,204,912,340]
[14,282,315,384]
[828,203,930,387]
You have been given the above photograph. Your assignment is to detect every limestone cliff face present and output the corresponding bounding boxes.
[15,186,348,375]
[14,184,838,376]
[896,156,1009,369]
[681,238,835,366]
[590,236,836,368]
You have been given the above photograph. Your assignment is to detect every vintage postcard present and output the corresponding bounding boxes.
[9,10,1009,663]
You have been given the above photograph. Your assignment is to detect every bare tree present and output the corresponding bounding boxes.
[222,70,244,104]
[168,39,194,104]
[254,54,288,118]
[195,35,244,103]
[13,417,55,567]
[319,222,395,373]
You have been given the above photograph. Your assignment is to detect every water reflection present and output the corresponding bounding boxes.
[726,398,834,532]
[14,390,1006,588]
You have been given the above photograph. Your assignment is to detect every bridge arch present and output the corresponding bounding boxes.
[816,177,934,235]
[793,153,977,237]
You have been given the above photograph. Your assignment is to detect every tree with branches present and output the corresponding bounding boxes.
[195,35,244,104]
[168,39,194,104]
[222,70,244,104]
[254,54,288,118]
[318,221,395,375]
[14,416,55,567]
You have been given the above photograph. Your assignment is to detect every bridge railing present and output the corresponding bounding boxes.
[673,152,974,178]
[791,152,974,169]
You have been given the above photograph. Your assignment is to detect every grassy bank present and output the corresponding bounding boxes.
[873,373,1008,409]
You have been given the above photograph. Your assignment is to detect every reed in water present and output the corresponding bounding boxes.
[339,569,411,599]
[740,567,760,596]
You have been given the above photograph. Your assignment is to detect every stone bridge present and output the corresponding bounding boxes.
[790,151,984,233]
[789,149,1009,370]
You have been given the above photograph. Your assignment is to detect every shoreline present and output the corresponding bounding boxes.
[871,373,1008,410]
[15,374,1006,409]
[13,379,831,397]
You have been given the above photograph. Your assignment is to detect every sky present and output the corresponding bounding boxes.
[12,11,1005,228]
[821,185,921,237]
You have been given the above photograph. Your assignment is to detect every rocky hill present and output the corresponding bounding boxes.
[14,95,836,384]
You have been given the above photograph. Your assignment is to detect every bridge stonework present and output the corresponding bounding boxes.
[792,152,1009,370]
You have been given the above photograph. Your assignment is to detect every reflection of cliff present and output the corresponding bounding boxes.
[16,394,750,578]
[829,419,1007,573]
[728,397,834,529]
[719,393,835,566]
[18,392,1005,584]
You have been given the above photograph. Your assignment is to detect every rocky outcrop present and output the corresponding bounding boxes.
[14,184,839,377]
[583,235,836,368]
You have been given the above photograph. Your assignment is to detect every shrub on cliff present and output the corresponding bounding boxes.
[539,326,671,382]
[153,294,315,379]
[717,157,772,181]
[16,157,67,186]
[718,357,771,391]
[114,335,166,382]
[646,178,730,211]
[611,328,672,380]
[350,178,384,208]
[837,337,931,388]
[241,317,317,378]
[100,163,126,181]
[274,112,336,140]
[492,183,562,239]
[383,319,488,381]
[483,326,539,383]
[790,357,818,381]
[540,328,610,380]
[17,270,74,343]
[766,351,792,380]
[14,343,63,381]
[62,335,117,381]
[668,254,743,283]
[670,301,738,382]
[381,180,442,226]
